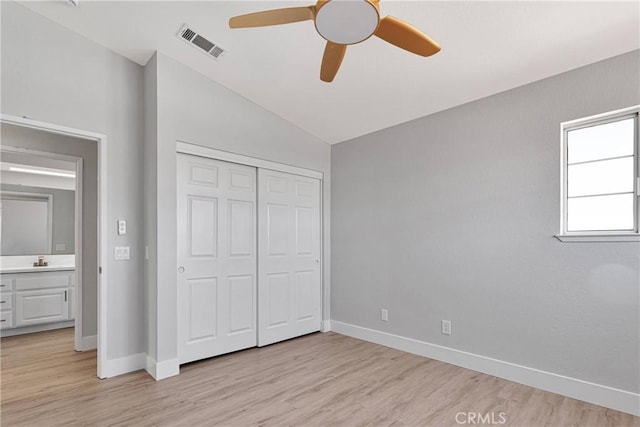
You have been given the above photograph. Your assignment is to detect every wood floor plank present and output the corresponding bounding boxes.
[1,328,638,426]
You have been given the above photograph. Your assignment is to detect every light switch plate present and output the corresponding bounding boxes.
[117,220,127,236]
[114,246,130,260]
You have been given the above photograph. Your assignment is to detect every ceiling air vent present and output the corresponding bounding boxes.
[177,24,226,60]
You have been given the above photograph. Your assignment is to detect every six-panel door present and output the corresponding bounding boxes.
[258,169,321,346]
[177,154,257,364]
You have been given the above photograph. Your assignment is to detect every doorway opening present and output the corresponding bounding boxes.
[1,150,80,339]
[0,115,107,378]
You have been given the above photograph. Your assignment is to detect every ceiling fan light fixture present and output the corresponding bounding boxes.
[314,0,379,45]
[228,0,441,82]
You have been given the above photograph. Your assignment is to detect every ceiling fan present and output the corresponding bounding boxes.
[229,0,441,82]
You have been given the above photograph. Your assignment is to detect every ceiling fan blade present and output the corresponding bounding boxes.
[320,42,347,82]
[229,6,315,29]
[374,16,441,57]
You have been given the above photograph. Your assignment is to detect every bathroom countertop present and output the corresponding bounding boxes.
[0,266,76,274]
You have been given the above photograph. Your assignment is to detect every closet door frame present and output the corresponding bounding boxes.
[177,142,324,181]
[175,141,327,334]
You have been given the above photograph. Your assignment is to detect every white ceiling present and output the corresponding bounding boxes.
[19,1,640,144]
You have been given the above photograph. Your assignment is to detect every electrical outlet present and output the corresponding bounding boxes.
[381,309,389,322]
[441,320,452,335]
[114,246,130,260]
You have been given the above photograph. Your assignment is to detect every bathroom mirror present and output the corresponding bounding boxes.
[1,192,52,255]
[0,186,75,256]
[1,151,77,257]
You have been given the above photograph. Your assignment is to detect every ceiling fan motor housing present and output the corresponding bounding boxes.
[314,0,380,45]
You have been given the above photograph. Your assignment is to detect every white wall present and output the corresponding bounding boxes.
[145,52,331,373]
[1,2,145,361]
[331,50,640,395]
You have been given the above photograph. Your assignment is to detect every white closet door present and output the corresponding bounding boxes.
[177,154,257,364]
[258,169,321,346]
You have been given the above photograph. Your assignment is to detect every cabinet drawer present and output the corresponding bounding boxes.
[0,293,12,311]
[0,311,13,329]
[15,289,69,327]
[0,277,13,291]
[15,274,71,291]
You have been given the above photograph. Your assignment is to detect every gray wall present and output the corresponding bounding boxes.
[331,50,640,393]
[144,54,158,362]
[1,183,75,255]
[146,52,331,366]
[0,126,97,338]
[1,2,145,359]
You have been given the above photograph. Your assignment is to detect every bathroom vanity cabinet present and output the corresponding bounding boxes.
[0,269,75,334]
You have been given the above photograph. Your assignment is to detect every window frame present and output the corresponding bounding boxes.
[557,105,640,243]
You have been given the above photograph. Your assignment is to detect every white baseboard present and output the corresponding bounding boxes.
[321,320,331,332]
[145,356,180,380]
[1,321,74,337]
[331,320,640,416]
[100,353,146,378]
[76,334,97,351]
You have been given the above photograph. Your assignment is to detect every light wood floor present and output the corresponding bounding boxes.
[1,328,638,426]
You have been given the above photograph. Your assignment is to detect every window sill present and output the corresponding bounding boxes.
[555,234,640,243]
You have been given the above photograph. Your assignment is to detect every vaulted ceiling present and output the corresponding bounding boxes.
[20,1,640,144]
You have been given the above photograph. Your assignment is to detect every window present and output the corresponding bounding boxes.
[558,106,639,242]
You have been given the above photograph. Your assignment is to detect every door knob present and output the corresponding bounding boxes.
[178,266,185,273]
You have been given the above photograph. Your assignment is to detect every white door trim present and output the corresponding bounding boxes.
[1,114,108,378]
[176,141,324,180]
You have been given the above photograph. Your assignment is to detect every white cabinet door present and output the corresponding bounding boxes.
[177,154,257,364]
[258,169,321,346]
[15,289,69,326]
